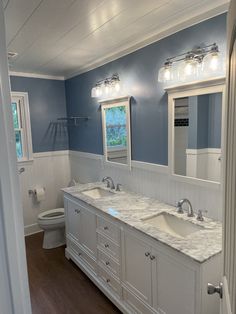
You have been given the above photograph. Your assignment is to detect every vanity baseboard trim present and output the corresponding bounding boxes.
[65,247,130,314]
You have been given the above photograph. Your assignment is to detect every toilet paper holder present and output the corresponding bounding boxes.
[28,187,45,195]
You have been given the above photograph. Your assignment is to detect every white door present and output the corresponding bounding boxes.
[122,230,152,305]
[79,205,97,257]
[66,198,81,241]
[0,2,32,314]
[152,250,196,314]
[210,1,236,313]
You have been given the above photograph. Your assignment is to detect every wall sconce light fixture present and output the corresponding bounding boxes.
[158,43,223,84]
[91,74,121,98]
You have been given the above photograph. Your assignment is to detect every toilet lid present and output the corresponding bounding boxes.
[38,208,64,220]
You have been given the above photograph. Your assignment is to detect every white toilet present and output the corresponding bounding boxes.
[38,208,65,249]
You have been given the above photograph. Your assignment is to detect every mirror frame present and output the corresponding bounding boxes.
[100,96,131,170]
[166,77,226,188]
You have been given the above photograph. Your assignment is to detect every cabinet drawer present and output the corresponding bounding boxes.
[98,249,120,279]
[123,288,156,314]
[98,266,121,297]
[97,233,120,262]
[97,216,120,244]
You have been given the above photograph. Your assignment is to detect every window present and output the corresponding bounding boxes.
[11,92,33,162]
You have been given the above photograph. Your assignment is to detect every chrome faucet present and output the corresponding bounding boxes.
[102,176,115,189]
[176,199,194,217]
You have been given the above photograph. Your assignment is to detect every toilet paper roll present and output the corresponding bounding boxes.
[34,187,45,202]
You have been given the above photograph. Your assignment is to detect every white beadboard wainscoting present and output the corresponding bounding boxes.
[69,150,223,221]
[18,150,71,235]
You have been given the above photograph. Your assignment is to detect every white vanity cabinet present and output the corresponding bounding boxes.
[64,194,221,314]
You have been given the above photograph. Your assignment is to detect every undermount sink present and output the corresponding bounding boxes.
[82,188,114,199]
[141,212,204,238]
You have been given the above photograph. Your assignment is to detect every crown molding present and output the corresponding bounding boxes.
[65,3,229,80]
[9,71,65,81]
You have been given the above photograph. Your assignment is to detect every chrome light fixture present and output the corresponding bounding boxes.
[91,74,121,98]
[158,43,222,84]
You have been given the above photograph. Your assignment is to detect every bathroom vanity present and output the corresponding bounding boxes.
[63,183,222,314]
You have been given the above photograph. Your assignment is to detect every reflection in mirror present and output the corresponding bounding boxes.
[101,98,131,167]
[174,92,222,182]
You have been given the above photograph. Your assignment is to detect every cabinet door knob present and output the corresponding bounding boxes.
[207,282,223,299]
[75,209,80,214]
[150,255,155,260]
[145,252,150,257]
[106,279,110,283]
[105,261,110,266]
[78,252,82,256]
[104,226,109,230]
[105,243,109,248]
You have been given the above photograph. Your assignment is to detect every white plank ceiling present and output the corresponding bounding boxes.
[3,0,229,78]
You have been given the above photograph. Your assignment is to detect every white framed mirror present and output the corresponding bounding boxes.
[100,96,131,169]
[167,78,225,186]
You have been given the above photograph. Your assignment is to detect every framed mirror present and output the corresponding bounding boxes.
[168,80,225,185]
[100,96,131,169]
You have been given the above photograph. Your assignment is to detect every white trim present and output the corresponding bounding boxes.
[167,81,226,188]
[186,148,222,155]
[165,77,226,93]
[65,5,229,79]
[9,71,64,81]
[69,150,169,174]
[69,150,102,161]
[24,223,42,237]
[33,150,69,159]
[11,91,33,162]
[98,95,131,104]
[131,160,168,174]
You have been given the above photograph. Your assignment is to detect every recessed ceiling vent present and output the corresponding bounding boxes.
[8,51,18,61]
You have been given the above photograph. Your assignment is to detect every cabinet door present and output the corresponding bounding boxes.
[122,230,152,305]
[80,206,97,257]
[65,198,81,241]
[152,251,196,314]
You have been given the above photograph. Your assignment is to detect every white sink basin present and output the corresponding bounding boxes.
[141,212,204,238]
[82,188,114,199]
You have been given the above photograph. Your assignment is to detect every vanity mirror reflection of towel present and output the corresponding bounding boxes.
[174,92,222,182]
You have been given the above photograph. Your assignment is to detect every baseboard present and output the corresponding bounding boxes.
[24,223,42,236]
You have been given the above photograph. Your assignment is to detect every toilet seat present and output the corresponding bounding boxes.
[38,208,64,220]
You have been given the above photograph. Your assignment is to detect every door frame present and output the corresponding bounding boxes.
[221,0,236,313]
[0,2,31,314]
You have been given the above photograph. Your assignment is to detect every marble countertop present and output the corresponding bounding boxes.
[62,182,222,263]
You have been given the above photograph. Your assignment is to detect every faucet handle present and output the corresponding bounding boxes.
[196,209,208,221]
[116,184,122,192]
[176,201,184,214]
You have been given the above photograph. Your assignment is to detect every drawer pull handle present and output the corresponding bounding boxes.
[104,243,109,248]
[106,279,110,283]
[105,261,110,266]
[150,255,155,260]
[104,226,109,230]
[145,252,150,257]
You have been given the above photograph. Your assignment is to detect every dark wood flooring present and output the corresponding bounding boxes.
[25,232,121,314]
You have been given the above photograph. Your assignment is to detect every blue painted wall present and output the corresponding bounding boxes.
[10,76,68,153]
[65,14,226,165]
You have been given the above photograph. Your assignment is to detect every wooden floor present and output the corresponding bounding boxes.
[25,233,121,314]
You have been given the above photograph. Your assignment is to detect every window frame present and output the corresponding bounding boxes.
[11,92,33,162]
